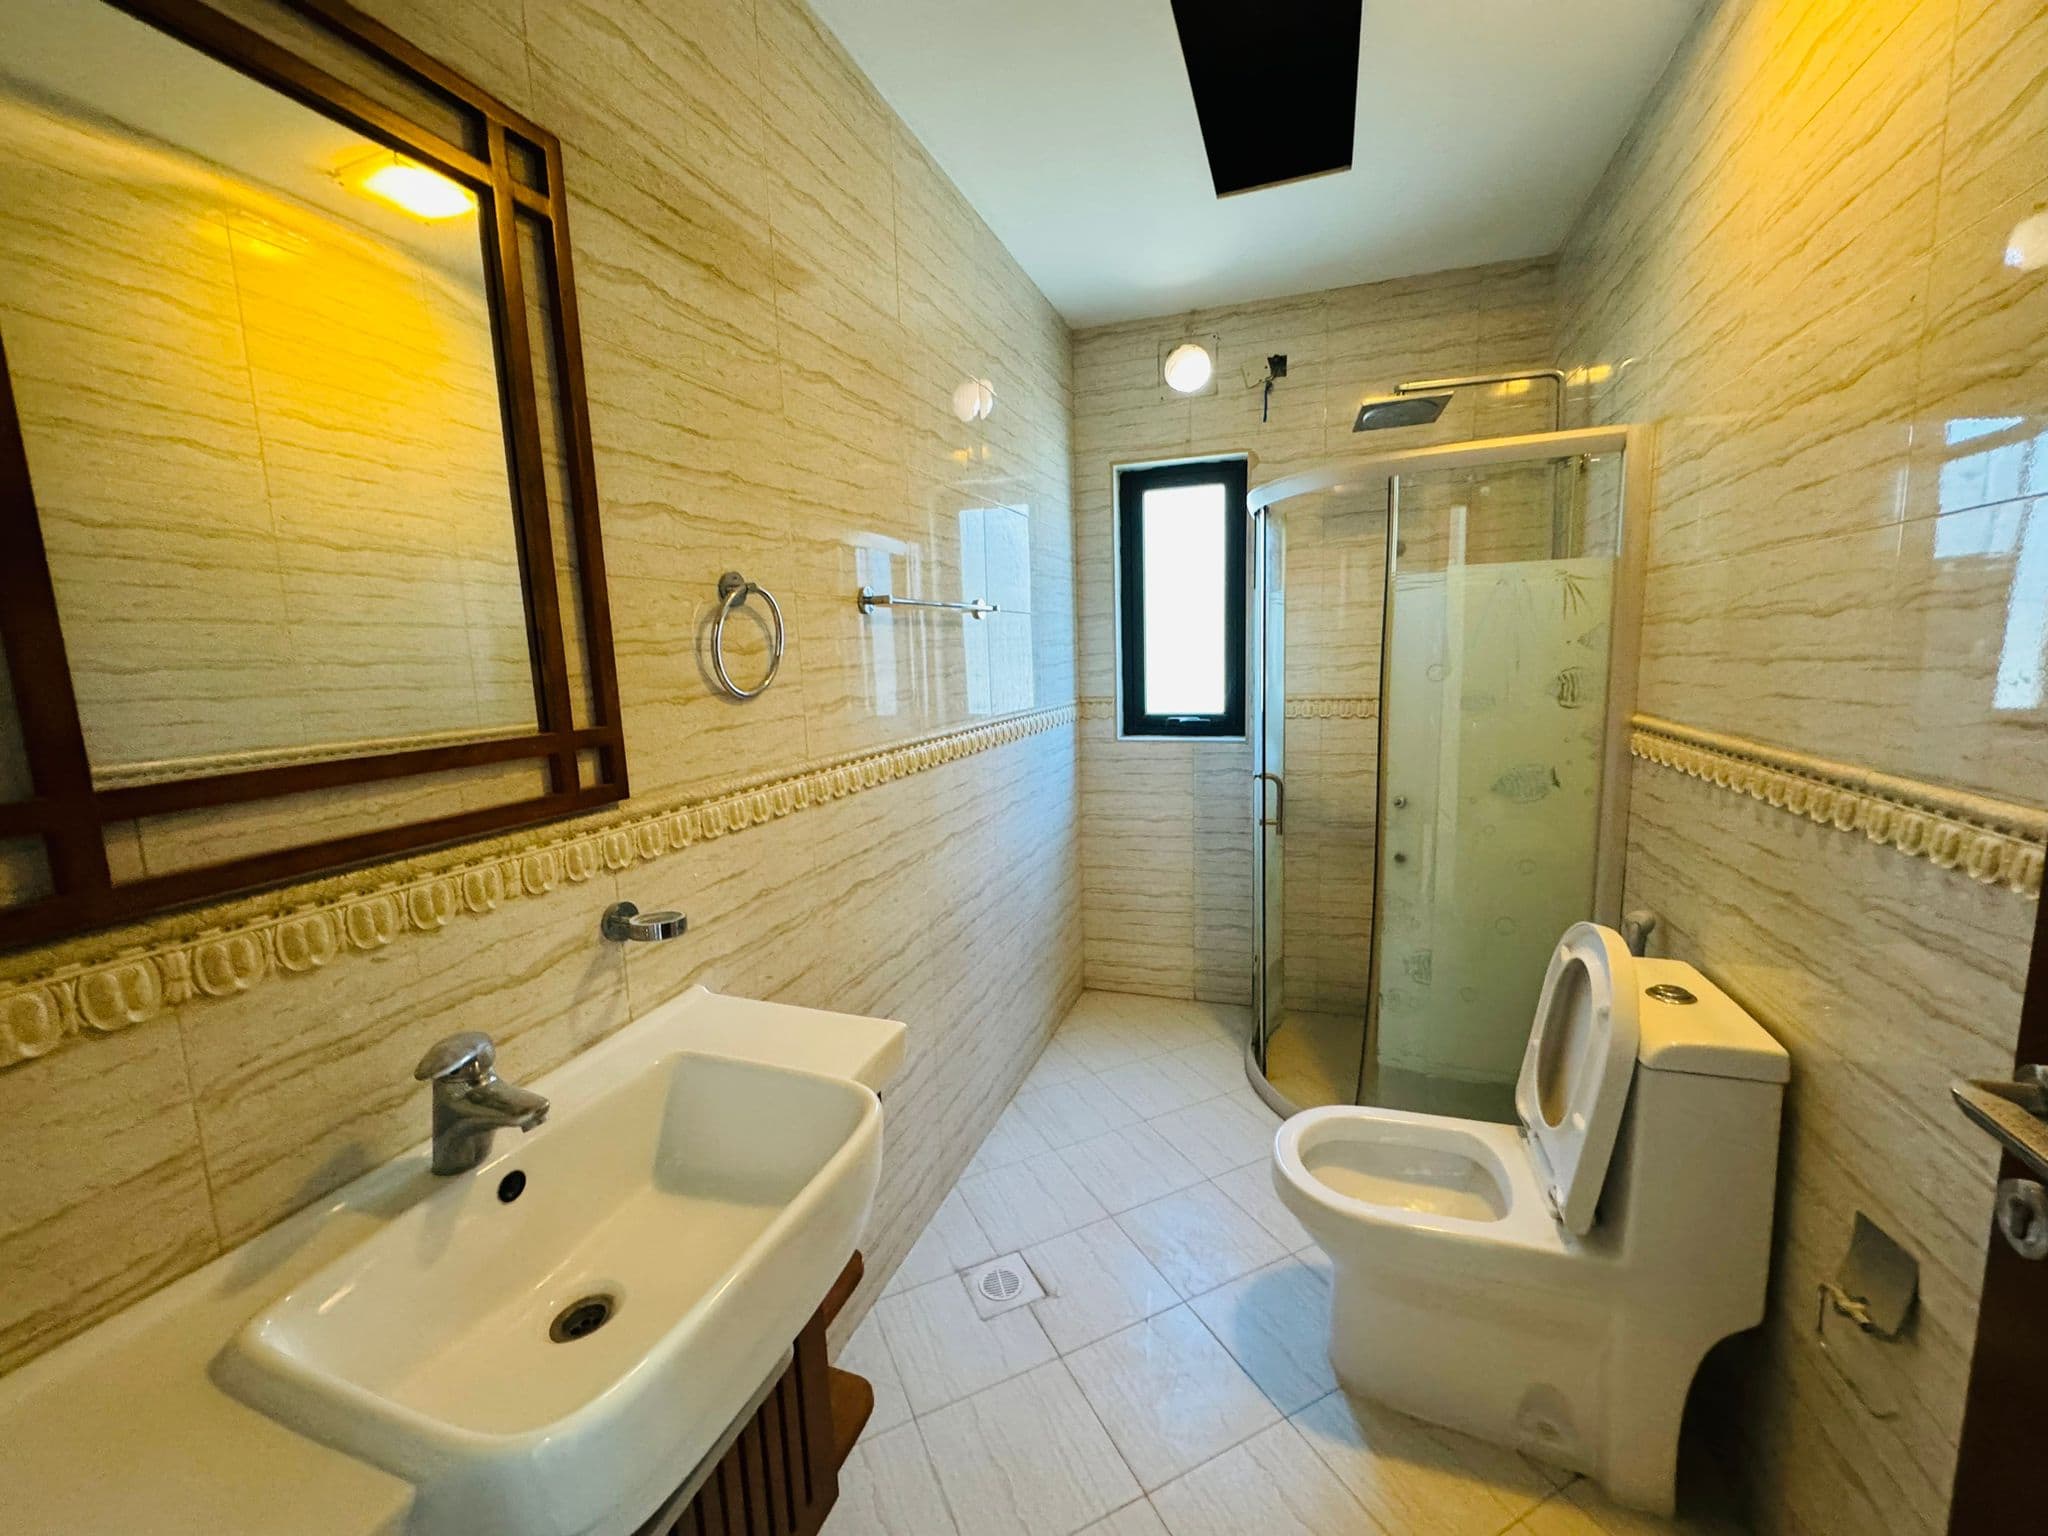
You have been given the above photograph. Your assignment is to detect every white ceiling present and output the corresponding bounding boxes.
[812,0,1703,327]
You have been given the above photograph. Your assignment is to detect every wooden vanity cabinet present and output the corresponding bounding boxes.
[632,1254,873,1536]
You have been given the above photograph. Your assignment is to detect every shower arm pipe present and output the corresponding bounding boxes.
[1396,369,1568,433]
[1247,423,1632,512]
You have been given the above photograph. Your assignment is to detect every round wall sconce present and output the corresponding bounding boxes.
[951,377,996,422]
[1162,342,1213,394]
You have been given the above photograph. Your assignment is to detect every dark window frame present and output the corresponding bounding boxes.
[1115,457,1249,739]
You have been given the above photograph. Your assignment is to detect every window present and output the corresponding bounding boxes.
[1116,458,1248,738]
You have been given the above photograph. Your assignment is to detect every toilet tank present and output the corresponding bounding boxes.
[1631,959,1791,1087]
[1600,960,1789,1305]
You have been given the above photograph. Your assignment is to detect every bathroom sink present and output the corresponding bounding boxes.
[219,1050,882,1536]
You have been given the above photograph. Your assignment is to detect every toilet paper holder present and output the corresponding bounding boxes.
[1816,1212,1917,1341]
[1815,1213,1917,1419]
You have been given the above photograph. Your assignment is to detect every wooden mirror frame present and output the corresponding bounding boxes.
[0,0,627,950]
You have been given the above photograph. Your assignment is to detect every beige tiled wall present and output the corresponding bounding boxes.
[0,0,1078,1375]
[1071,262,1557,1007]
[1556,1,2048,1529]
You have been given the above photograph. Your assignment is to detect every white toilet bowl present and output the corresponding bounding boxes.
[1273,922,1788,1514]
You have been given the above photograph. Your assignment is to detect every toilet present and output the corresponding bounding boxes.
[1273,921,1788,1514]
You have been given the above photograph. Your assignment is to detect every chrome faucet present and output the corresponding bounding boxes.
[414,1031,549,1175]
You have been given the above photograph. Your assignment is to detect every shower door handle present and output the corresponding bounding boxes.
[1255,772,1284,834]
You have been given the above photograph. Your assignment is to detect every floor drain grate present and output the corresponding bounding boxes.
[962,1253,1043,1317]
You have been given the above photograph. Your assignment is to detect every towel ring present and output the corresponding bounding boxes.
[710,571,785,700]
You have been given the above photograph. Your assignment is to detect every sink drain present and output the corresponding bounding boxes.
[549,1293,617,1343]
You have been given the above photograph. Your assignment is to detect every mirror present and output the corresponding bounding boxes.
[0,0,625,946]
[3,0,530,779]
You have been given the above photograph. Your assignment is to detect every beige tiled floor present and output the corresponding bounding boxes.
[828,991,1745,1536]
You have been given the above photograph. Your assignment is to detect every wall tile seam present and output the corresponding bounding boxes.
[1631,713,2044,898]
[0,706,1079,1071]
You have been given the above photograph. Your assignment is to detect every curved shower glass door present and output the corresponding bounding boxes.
[1247,430,1637,1116]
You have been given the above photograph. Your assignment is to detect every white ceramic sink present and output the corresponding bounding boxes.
[220,1050,882,1536]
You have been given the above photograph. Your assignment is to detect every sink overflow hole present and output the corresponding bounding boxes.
[550,1294,616,1343]
[978,1266,1025,1304]
[497,1170,526,1203]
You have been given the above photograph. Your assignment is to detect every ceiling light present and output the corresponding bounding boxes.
[1163,342,1213,394]
[358,157,476,220]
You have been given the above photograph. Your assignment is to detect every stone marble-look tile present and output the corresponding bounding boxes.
[872,1273,1056,1416]
[967,1102,1056,1178]
[1116,1183,1287,1299]
[1058,1122,1207,1215]
[1511,1475,1745,1536]
[1209,1163,1315,1252]
[823,1420,956,1536]
[1147,1097,1277,1180]
[1024,1217,1182,1355]
[1066,1306,1280,1491]
[1075,1502,1170,1536]
[1020,1036,1091,1091]
[1149,1421,1372,1536]
[181,878,629,1242]
[1170,1039,1248,1098]
[886,1189,998,1295]
[1291,1388,1560,1535]
[1186,1258,1337,1415]
[833,1312,911,1437]
[1056,1017,1169,1075]
[1096,1054,1220,1121]
[958,1150,1110,1253]
[1012,1075,1141,1149]
[0,1017,219,1372]
[919,1360,1143,1536]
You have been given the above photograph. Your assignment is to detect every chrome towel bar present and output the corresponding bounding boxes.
[857,587,997,620]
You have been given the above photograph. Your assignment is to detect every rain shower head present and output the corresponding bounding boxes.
[1352,392,1452,432]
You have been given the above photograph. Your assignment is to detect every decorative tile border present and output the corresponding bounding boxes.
[0,705,1078,1071]
[1284,695,1376,720]
[1631,714,2046,898]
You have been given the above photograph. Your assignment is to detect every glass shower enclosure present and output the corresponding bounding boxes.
[1246,426,1644,1117]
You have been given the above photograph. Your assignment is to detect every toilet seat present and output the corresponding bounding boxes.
[1514,921,1640,1235]
[1272,920,1642,1262]
[1275,1106,1575,1274]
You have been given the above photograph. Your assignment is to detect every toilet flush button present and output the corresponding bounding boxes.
[1646,983,1697,1005]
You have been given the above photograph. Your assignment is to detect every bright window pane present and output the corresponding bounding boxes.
[1140,482,1226,714]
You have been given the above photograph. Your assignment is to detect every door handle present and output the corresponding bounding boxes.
[1254,772,1284,834]
[1952,1069,2048,1184]
[1996,1179,2048,1260]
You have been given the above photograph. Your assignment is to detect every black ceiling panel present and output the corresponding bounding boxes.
[1169,1,1363,197]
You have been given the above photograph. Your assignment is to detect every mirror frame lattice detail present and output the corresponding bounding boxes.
[0,0,627,948]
